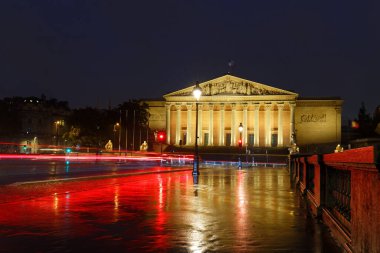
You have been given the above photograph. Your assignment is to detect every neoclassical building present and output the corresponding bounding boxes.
[147,74,342,148]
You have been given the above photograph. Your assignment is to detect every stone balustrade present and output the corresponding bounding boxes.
[289,145,380,253]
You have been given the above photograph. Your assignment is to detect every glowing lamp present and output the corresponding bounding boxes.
[192,82,202,101]
[238,122,243,133]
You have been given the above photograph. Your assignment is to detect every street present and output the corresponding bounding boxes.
[0,161,340,252]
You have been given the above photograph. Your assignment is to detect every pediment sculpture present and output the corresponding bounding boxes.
[201,80,285,96]
[164,75,296,98]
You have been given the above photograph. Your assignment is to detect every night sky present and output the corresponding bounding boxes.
[1,1,379,122]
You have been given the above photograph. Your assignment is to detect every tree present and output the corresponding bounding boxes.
[63,107,113,148]
[62,126,80,146]
[356,102,375,138]
[117,100,150,150]
[61,100,151,151]
[0,99,22,137]
[373,105,380,136]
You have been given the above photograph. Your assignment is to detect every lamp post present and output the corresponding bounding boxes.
[192,81,202,176]
[55,120,64,146]
[113,123,120,151]
[238,122,243,169]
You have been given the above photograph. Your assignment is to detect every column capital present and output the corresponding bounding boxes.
[220,103,225,110]
[231,103,237,110]
[253,103,260,111]
[277,103,285,110]
[264,103,272,110]
[242,103,248,109]
[198,104,203,110]
[175,104,182,110]
[186,103,192,110]
[209,103,214,110]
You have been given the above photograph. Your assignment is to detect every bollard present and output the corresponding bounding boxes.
[238,157,242,169]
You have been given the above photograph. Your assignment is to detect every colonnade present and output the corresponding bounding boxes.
[165,101,295,147]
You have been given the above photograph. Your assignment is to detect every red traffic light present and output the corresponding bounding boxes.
[157,131,166,142]
[351,120,359,129]
[238,139,242,147]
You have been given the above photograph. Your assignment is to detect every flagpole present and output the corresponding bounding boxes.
[132,109,135,151]
[119,109,121,155]
[125,110,128,156]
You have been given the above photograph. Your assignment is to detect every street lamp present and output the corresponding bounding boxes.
[55,120,64,146]
[113,123,120,152]
[118,123,121,154]
[238,122,243,169]
[192,81,202,176]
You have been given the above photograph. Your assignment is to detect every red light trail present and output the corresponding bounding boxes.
[0,153,194,163]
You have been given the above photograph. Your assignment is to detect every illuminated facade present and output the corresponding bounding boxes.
[147,74,342,147]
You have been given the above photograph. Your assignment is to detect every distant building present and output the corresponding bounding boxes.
[0,96,71,151]
[146,74,342,148]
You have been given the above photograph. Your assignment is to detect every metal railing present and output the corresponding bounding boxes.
[326,166,351,223]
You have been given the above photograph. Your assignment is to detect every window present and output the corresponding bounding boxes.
[225,133,231,146]
[248,134,254,146]
[204,133,209,146]
[271,134,278,147]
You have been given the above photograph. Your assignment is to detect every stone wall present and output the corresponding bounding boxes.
[295,99,342,145]
[146,100,166,131]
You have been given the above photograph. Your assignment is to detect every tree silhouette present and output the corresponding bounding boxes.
[356,102,375,138]
[117,100,150,151]
[61,100,150,151]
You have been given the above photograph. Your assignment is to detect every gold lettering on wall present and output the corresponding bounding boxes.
[300,114,326,123]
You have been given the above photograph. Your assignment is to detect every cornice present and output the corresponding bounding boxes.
[165,95,297,103]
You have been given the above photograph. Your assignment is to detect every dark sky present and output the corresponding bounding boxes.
[1,0,379,122]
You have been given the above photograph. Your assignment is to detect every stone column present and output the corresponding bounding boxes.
[209,104,214,145]
[186,104,192,145]
[176,104,181,145]
[277,103,284,147]
[231,103,236,145]
[265,103,272,147]
[166,103,171,144]
[243,103,248,145]
[198,104,203,145]
[289,102,295,144]
[254,104,260,147]
[220,103,225,146]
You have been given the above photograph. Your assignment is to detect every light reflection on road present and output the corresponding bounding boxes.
[0,166,340,252]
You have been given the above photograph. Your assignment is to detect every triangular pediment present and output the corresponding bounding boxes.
[164,74,298,98]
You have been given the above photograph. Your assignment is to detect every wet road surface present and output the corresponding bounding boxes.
[0,165,341,252]
[0,159,167,185]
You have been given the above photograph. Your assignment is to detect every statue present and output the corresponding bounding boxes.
[31,137,38,154]
[290,132,297,145]
[105,140,113,151]
[140,141,148,151]
[288,143,299,154]
[335,144,344,153]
